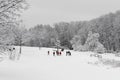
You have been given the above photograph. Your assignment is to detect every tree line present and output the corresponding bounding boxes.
[1,4,120,52]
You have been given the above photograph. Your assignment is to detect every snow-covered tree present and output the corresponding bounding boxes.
[0,26,14,45]
[12,24,27,53]
[71,31,105,53]
[0,0,28,61]
[0,0,28,45]
[0,0,28,26]
[71,35,82,51]
[27,24,57,47]
[84,31,106,53]
[71,33,87,51]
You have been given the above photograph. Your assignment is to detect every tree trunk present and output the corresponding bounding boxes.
[19,39,22,54]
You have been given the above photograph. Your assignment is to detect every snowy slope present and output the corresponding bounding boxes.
[0,46,120,80]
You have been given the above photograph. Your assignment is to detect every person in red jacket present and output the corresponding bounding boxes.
[59,51,62,56]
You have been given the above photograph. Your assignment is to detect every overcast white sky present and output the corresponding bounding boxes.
[22,0,120,28]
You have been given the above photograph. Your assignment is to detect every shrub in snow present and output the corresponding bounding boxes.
[90,54,102,58]
[115,53,120,57]
[94,42,106,53]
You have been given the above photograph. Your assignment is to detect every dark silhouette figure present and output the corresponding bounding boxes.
[56,50,59,56]
[61,48,64,52]
[48,51,50,55]
[59,51,62,55]
[53,52,55,56]
[13,47,15,50]
[66,51,71,56]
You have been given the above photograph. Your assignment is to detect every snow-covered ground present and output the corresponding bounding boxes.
[0,46,120,80]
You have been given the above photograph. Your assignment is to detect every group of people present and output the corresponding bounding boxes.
[47,48,71,56]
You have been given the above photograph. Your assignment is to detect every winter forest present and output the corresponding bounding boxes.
[1,1,120,53]
[1,0,120,80]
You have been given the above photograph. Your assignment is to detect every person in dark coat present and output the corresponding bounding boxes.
[66,51,71,56]
[48,51,50,55]
[61,48,64,52]
[53,52,55,56]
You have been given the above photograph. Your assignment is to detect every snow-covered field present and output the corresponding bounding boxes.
[0,46,120,80]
